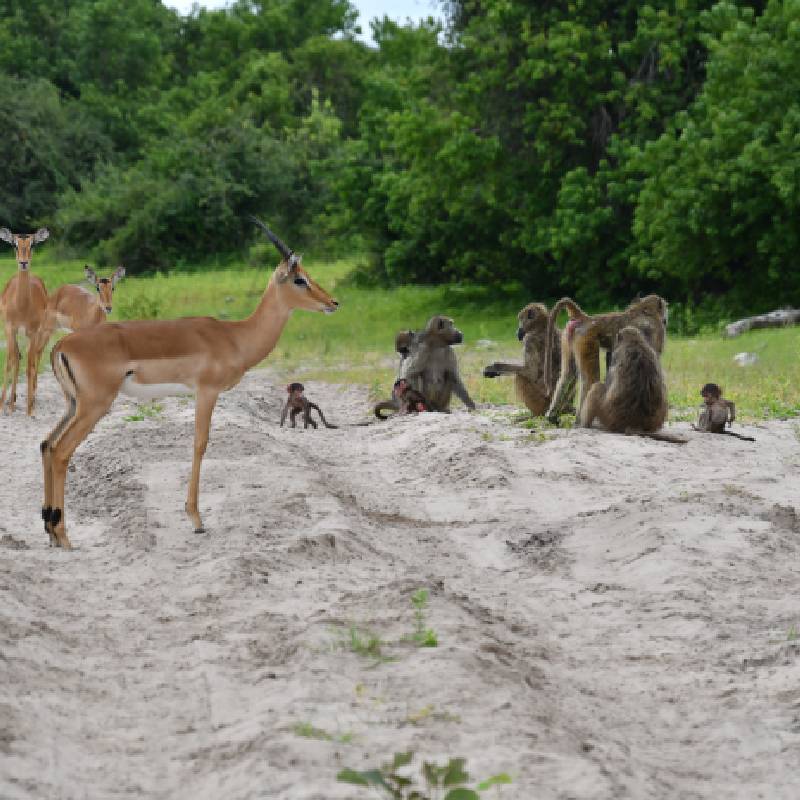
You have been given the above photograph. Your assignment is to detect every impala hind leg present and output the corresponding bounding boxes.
[185,389,219,533]
[41,393,77,546]
[47,397,114,549]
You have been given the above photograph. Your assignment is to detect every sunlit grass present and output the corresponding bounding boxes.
[2,252,798,421]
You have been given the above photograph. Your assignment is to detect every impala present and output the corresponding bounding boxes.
[44,265,126,335]
[0,227,50,415]
[41,219,338,549]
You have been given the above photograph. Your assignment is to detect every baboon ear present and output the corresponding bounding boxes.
[0,227,13,244]
[32,227,49,244]
[111,265,126,287]
[84,265,98,284]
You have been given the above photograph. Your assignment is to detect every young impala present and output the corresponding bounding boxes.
[44,265,126,335]
[41,219,338,549]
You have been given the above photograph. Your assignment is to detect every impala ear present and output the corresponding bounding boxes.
[32,227,49,244]
[0,228,13,244]
[111,265,126,287]
[84,265,99,284]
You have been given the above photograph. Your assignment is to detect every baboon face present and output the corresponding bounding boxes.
[517,303,547,341]
[426,315,463,345]
[634,295,668,327]
[395,330,416,356]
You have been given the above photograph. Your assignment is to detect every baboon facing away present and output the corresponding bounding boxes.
[483,302,576,417]
[401,315,475,412]
[580,326,668,434]
[281,382,337,429]
[544,294,668,423]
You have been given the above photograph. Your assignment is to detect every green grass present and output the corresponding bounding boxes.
[2,251,799,421]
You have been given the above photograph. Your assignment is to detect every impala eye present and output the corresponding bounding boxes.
[294,277,308,287]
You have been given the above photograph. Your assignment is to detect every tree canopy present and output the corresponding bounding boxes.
[0,0,795,310]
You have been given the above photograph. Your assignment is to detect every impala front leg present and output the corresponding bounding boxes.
[1,324,19,413]
[186,389,219,533]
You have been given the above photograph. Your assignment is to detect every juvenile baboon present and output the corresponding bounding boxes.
[280,382,337,429]
[483,302,576,417]
[401,315,475,412]
[544,294,668,423]
[580,326,670,436]
[374,378,428,419]
[692,383,755,441]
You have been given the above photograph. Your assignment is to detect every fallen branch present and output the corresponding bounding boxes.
[724,308,800,338]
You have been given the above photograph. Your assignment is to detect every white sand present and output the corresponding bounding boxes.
[1,371,799,799]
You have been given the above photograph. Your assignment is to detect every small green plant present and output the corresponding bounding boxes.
[788,625,798,642]
[293,721,353,743]
[123,401,164,422]
[344,625,386,660]
[409,589,438,648]
[338,752,511,799]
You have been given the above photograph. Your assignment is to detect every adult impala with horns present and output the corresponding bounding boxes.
[40,219,338,549]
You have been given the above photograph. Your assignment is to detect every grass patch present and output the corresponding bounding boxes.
[3,251,799,422]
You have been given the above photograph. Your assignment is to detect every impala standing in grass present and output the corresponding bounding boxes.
[41,219,338,549]
[0,227,50,415]
[44,265,126,336]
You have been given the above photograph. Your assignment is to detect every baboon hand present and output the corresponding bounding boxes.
[483,366,501,378]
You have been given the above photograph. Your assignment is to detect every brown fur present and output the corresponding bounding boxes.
[580,326,668,434]
[281,383,337,429]
[483,302,576,416]
[374,378,427,419]
[401,315,475,412]
[544,294,668,423]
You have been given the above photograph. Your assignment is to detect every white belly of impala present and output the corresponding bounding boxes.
[121,376,194,400]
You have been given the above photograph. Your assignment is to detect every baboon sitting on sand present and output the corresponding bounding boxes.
[401,315,476,412]
[693,383,754,441]
[483,302,576,417]
[580,326,669,435]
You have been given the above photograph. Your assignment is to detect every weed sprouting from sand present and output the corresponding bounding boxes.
[335,625,393,665]
[123,402,164,422]
[788,625,798,642]
[338,751,512,798]
[408,589,438,648]
[293,721,354,743]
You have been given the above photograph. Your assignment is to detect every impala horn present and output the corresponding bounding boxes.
[248,215,293,260]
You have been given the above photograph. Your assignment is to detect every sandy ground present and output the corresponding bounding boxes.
[1,370,799,800]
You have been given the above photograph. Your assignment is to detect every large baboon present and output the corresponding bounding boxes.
[580,326,668,435]
[401,315,475,412]
[483,302,576,417]
[544,294,668,423]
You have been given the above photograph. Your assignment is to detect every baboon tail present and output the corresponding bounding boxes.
[309,403,337,429]
[545,297,583,392]
[723,430,756,442]
[374,401,396,420]
[629,429,689,445]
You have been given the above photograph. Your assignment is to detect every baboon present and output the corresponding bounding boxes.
[580,326,670,436]
[692,383,755,441]
[374,378,427,419]
[280,382,338,429]
[483,302,576,417]
[400,315,475,412]
[544,294,668,423]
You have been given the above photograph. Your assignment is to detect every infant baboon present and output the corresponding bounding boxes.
[401,315,475,412]
[580,326,669,435]
[280,382,337,429]
[483,302,576,417]
[374,378,427,419]
[693,383,755,441]
[544,294,668,423]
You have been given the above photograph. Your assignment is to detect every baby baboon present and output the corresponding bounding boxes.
[580,326,669,435]
[544,294,668,423]
[280,382,337,429]
[693,383,755,441]
[483,302,576,417]
[401,315,475,412]
[374,378,427,419]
